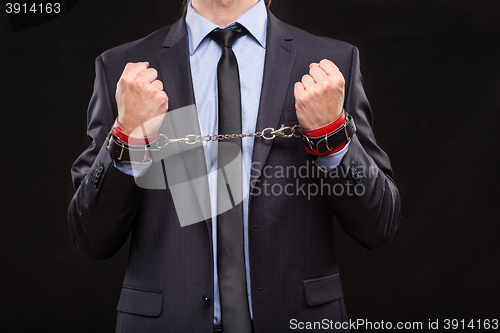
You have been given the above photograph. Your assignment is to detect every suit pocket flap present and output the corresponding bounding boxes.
[117,287,163,317]
[303,273,344,307]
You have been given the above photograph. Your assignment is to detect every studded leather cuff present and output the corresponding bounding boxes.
[298,114,356,155]
[106,131,159,162]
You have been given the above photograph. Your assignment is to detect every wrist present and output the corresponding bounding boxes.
[106,130,157,162]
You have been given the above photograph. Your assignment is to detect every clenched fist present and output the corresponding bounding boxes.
[294,59,345,130]
[116,62,168,137]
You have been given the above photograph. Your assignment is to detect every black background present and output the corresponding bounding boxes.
[1,0,499,332]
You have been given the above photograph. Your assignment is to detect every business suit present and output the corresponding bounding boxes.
[68,8,400,333]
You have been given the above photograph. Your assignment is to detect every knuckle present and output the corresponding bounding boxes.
[118,78,129,89]
[339,74,345,84]
[331,74,343,86]
[336,75,345,87]
[322,79,333,90]
[135,78,147,89]
[153,92,163,102]
[119,71,130,83]
[125,73,135,83]
[309,86,319,97]
[154,91,167,104]
[296,94,307,105]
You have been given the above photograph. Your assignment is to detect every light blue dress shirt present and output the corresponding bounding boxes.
[117,0,350,327]
[185,1,267,326]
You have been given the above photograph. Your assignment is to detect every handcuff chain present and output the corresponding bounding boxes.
[157,124,300,149]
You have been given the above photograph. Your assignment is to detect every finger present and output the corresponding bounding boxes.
[138,67,159,83]
[318,59,340,76]
[294,81,305,99]
[301,74,315,89]
[309,65,328,83]
[294,80,305,91]
[309,62,319,69]
[151,79,163,91]
[123,62,149,76]
[155,91,169,108]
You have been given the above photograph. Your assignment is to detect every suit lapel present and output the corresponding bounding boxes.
[159,16,195,111]
[158,17,213,242]
[250,11,297,198]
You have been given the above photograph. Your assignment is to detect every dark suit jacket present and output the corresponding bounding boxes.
[68,10,400,333]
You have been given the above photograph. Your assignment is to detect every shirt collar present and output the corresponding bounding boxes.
[185,0,268,56]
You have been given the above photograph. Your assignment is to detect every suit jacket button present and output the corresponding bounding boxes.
[351,166,362,180]
[202,295,211,308]
[92,162,105,188]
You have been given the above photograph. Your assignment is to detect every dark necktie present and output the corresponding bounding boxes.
[210,27,252,333]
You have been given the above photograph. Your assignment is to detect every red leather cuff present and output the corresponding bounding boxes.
[300,110,346,137]
[112,119,158,146]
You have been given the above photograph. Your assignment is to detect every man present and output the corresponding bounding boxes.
[68,0,401,332]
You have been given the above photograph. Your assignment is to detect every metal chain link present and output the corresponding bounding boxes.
[157,124,301,149]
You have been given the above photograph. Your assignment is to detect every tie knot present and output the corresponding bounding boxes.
[210,27,244,48]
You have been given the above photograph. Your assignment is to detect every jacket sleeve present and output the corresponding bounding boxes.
[324,46,401,249]
[68,55,142,260]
